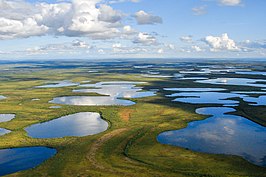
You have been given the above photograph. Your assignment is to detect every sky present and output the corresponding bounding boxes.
[0,0,265,60]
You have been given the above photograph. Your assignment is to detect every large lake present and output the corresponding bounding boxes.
[196,78,266,88]
[50,81,155,106]
[49,96,135,106]
[157,107,266,167]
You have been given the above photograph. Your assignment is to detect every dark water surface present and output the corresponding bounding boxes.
[0,147,56,176]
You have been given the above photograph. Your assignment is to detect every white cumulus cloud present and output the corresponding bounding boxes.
[98,4,123,23]
[134,10,162,25]
[192,45,203,52]
[203,33,240,52]
[72,39,91,48]
[157,48,164,54]
[133,32,157,45]
[0,0,131,40]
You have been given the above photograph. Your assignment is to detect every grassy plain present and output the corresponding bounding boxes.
[0,60,265,176]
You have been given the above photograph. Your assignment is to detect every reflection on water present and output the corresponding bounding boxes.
[146,71,160,75]
[0,95,6,100]
[0,147,56,176]
[236,71,266,76]
[157,107,266,167]
[49,96,135,106]
[180,70,211,74]
[242,95,266,106]
[134,65,153,69]
[54,81,156,106]
[80,81,145,87]
[166,92,240,105]
[196,78,266,88]
[31,98,40,101]
[49,106,62,109]
[232,91,266,95]
[164,88,226,92]
[180,68,250,75]
[25,112,108,138]
[88,70,99,73]
[36,80,79,88]
[0,114,15,123]
[0,128,11,136]
[141,74,173,78]
[75,82,155,99]
[165,88,266,106]
[178,77,209,80]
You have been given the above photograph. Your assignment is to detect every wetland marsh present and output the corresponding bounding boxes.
[0,59,265,176]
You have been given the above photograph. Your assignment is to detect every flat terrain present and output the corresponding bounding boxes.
[0,59,266,176]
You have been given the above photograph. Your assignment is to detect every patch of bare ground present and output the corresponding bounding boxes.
[119,108,134,121]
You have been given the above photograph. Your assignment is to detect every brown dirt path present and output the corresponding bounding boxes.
[86,128,128,171]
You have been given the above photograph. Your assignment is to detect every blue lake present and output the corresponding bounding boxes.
[166,92,240,105]
[242,95,266,106]
[74,83,155,99]
[236,71,266,76]
[25,112,108,138]
[0,128,11,136]
[36,80,79,88]
[141,74,173,78]
[0,147,56,176]
[178,77,209,80]
[51,81,155,106]
[49,96,135,106]
[157,107,266,167]
[196,78,266,88]
[134,65,153,69]
[165,88,266,106]
[0,114,15,123]
[164,88,226,92]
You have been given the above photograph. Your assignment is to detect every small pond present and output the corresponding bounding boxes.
[0,128,11,136]
[0,95,6,100]
[36,80,79,88]
[49,106,62,109]
[0,114,15,123]
[25,112,108,138]
[157,107,266,167]
[0,147,56,176]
